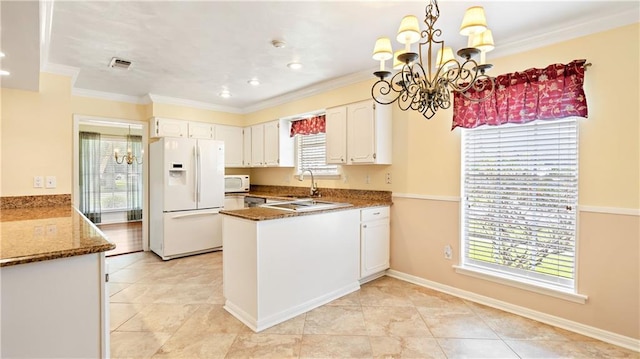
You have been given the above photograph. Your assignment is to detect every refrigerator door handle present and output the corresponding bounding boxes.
[194,145,199,204]
[196,144,202,203]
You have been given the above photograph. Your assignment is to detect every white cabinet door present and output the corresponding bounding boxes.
[215,125,244,167]
[325,106,347,164]
[188,122,214,139]
[360,206,390,279]
[263,120,280,166]
[151,117,188,138]
[243,127,252,167]
[347,101,376,164]
[251,124,265,167]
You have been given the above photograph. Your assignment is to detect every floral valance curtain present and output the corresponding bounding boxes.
[452,59,588,130]
[290,115,326,137]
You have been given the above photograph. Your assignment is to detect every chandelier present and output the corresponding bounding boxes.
[114,126,143,165]
[371,0,495,120]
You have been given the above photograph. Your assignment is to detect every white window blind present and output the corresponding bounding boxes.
[296,132,339,176]
[461,118,578,290]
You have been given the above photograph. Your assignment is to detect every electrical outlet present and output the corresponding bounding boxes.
[365,175,370,184]
[45,176,57,188]
[386,172,392,184]
[33,176,44,188]
[444,245,452,260]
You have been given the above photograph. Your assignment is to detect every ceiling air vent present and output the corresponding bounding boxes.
[109,57,132,70]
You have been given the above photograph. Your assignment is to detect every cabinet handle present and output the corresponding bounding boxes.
[351,158,354,161]
[373,212,380,215]
[363,224,368,228]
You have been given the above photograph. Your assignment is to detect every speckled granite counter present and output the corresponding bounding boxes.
[0,206,115,267]
[221,186,392,221]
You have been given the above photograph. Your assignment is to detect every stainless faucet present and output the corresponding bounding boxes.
[299,169,320,197]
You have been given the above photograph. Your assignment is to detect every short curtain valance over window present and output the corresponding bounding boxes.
[290,115,326,137]
[452,59,588,129]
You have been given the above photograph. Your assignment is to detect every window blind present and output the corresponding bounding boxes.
[296,133,338,176]
[461,118,578,290]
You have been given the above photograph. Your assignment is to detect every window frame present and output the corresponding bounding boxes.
[458,118,585,301]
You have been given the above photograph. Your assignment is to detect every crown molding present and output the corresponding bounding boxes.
[41,62,80,86]
[243,69,375,114]
[491,7,639,60]
[72,87,149,105]
[146,93,243,114]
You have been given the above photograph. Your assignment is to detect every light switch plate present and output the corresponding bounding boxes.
[45,176,57,188]
[33,176,44,188]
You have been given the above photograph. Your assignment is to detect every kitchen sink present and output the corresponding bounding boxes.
[260,199,352,212]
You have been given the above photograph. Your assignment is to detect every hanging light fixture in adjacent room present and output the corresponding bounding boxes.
[371,0,496,120]
[114,126,143,165]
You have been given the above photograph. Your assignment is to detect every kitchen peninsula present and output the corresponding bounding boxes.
[0,196,115,358]
[221,187,391,332]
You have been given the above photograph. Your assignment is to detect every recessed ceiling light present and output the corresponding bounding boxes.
[287,62,302,70]
[0,70,10,76]
[0,52,5,58]
[248,78,260,86]
[219,89,231,98]
[271,40,286,49]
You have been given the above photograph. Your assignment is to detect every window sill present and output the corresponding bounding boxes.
[453,265,588,304]
[294,174,342,181]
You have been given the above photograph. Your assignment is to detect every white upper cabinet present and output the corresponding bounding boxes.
[248,119,294,167]
[325,106,347,164]
[242,127,252,167]
[151,117,188,138]
[250,123,265,167]
[150,117,214,140]
[188,121,214,139]
[214,124,244,167]
[326,99,392,165]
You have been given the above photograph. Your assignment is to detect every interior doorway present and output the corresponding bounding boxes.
[72,115,149,256]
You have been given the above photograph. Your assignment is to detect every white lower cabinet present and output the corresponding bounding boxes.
[360,206,390,279]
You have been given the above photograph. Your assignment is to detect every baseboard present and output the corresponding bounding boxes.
[225,281,361,333]
[386,269,640,352]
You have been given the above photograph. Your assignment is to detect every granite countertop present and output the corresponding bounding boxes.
[221,187,392,221]
[0,206,115,267]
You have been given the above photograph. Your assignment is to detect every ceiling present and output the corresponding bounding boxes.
[1,1,638,113]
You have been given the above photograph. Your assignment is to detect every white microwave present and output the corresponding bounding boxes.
[225,175,250,193]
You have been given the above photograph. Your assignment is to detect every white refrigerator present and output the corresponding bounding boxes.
[149,137,225,260]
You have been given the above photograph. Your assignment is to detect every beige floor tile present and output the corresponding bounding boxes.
[106,251,148,271]
[110,283,172,303]
[437,338,519,358]
[153,283,223,304]
[300,334,372,358]
[580,340,640,358]
[407,286,471,310]
[109,268,150,283]
[369,336,446,359]
[362,306,431,337]
[482,312,587,341]
[359,285,414,307]
[417,308,498,339]
[110,331,172,359]
[505,340,595,358]
[110,303,143,331]
[260,313,307,335]
[304,305,367,335]
[177,304,252,334]
[225,333,302,358]
[109,282,132,297]
[116,303,200,333]
[152,332,237,359]
[327,290,361,306]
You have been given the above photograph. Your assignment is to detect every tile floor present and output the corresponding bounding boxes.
[108,251,638,359]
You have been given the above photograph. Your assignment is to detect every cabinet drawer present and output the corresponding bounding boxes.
[361,206,389,221]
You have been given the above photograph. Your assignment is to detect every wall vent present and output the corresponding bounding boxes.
[109,57,132,70]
